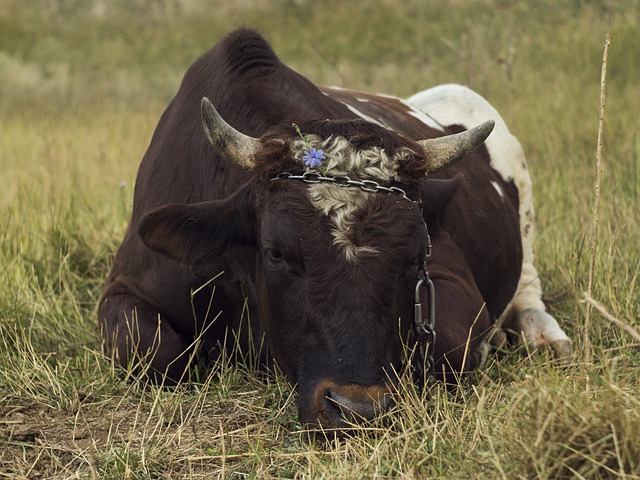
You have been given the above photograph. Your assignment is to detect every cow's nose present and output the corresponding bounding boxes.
[308,381,394,429]
[327,388,394,422]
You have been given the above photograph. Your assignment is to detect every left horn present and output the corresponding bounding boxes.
[201,97,260,170]
[418,120,495,174]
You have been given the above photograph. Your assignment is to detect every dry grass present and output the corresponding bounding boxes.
[1,0,639,478]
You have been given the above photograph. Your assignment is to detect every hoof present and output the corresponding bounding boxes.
[515,308,573,360]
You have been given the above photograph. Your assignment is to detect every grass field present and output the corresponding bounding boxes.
[1,0,639,478]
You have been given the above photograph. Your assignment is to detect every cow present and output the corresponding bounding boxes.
[99,28,572,431]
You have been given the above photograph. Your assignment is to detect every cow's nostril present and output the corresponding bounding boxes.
[305,381,395,430]
[327,389,393,422]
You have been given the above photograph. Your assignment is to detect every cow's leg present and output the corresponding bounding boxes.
[490,121,572,358]
[99,294,193,384]
[494,131,572,359]
[495,266,573,359]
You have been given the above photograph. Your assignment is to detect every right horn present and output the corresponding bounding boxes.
[418,120,495,174]
[201,97,260,170]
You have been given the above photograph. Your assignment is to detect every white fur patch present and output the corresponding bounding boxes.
[341,103,390,129]
[399,99,445,132]
[491,181,505,199]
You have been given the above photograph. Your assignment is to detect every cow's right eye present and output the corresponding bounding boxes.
[266,248,284,263]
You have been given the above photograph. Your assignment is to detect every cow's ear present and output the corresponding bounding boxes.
[420,175,462,221]
[139,186,255,265]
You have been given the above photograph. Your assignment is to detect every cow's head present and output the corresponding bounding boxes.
[140,98,493,431]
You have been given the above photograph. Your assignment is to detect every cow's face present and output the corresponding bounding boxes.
[139,98,493,430]
[254,177,431,428]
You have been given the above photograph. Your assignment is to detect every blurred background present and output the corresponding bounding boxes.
[0,1,638,477]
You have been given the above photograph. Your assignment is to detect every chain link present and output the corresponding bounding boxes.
[271,172,417,204]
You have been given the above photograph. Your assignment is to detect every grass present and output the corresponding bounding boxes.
[1,0,639,478]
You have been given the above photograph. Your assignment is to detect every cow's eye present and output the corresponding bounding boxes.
[266,248,284,263]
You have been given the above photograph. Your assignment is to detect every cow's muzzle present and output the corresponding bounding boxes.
[302,380,394,432]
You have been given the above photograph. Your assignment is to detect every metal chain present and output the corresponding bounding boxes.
[413,261,436,387]
[271,171,417,204]
[412,218,437,388]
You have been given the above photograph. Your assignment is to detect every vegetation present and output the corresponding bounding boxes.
[1,0,638,478]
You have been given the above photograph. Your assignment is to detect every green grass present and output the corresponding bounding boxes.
[1,0,639,478]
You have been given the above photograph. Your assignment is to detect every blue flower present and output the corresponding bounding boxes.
[302,147,325,169]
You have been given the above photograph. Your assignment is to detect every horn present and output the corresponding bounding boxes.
[201,97,260,170]
[418,120,495,174]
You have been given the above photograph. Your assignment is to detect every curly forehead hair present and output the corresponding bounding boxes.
[253,119,427,180]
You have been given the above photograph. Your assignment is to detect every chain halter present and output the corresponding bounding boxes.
[271,171,417,204]
[271,170,438,386]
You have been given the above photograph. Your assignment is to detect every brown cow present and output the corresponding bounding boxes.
[99,28,571,430]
